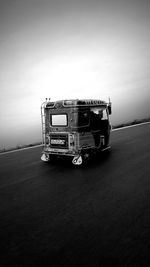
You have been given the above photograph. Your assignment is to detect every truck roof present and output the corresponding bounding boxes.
[44,99,107,108]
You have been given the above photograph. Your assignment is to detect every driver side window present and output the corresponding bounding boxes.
[90,107,108,130]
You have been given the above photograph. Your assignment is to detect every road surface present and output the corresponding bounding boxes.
[0,123,150,266]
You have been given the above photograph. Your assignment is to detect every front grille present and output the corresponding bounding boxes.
[50,133,68,149]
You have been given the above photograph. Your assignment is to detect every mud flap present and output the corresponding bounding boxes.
[41,153,50,162]
[72,155,83,165]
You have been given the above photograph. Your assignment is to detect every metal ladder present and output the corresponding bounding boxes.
[41,101,46,145]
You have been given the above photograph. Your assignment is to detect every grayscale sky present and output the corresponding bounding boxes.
[0,0,150,148]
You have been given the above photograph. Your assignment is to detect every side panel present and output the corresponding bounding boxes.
[78,132,95,148]
[77,131,106,150]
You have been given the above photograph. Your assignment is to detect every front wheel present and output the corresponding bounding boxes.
[41,153,50,162]
[72,155,83,166]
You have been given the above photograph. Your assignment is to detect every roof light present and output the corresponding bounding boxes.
[46,102,54,108]
[64,100,74,106]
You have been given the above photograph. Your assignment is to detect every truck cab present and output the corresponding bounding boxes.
[41,99,112,165]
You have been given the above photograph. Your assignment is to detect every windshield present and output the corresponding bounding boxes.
[51,114,67,126]
[90,107,108,120]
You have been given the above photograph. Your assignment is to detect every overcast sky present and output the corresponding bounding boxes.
[0,0,150,148]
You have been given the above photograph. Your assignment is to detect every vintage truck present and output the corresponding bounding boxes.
[41,98,112,165]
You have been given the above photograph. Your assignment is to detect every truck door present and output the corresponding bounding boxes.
[90,107,109,147]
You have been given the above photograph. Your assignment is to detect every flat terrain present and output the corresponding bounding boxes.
[0,123,150,266]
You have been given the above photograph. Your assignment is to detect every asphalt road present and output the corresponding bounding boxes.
[0,123,150,267]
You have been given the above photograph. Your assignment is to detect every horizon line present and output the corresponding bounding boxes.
[0,121,150,155]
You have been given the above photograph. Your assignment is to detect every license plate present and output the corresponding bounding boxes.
[51,139,65,145]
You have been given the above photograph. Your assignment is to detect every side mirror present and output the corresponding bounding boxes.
[108,104,112,115]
